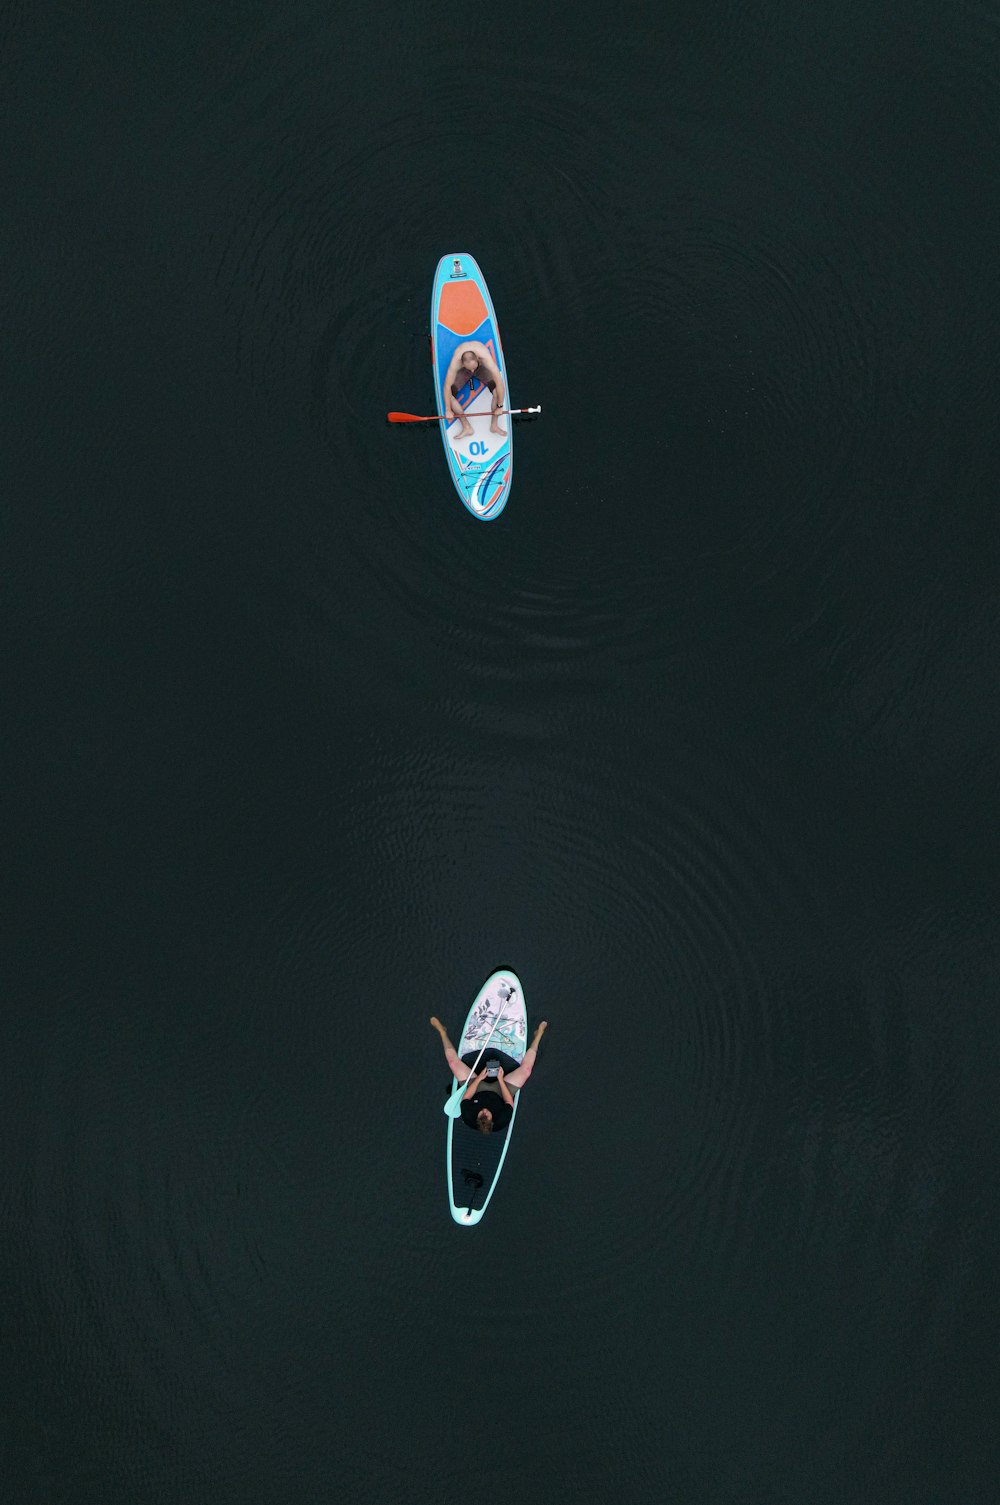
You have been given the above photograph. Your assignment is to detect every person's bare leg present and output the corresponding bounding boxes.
[490,386,507,437]
[448,393,474,439]
[430,1016,472,1081]
[503,1020,547,1089]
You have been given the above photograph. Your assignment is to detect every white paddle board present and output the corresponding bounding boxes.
[446,969,527,1226]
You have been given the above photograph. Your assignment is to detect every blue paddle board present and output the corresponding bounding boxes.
[431,255,513,520]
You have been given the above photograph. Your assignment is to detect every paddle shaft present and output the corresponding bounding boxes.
[388,406,541,424]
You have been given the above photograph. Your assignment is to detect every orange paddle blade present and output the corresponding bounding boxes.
[386,411,443,424]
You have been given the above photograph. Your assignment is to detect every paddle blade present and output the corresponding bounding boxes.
[387,411,438,424]
[443,1088,466,1118]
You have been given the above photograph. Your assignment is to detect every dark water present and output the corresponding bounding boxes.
[4,1,1000,1499]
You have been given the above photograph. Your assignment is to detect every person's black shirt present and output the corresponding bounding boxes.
[460,1089,512,1132]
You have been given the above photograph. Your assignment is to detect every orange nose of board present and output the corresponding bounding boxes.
[437,279,488,336]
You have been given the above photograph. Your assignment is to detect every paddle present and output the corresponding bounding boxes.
[388,405,542,424]
[442,1006,507,1119]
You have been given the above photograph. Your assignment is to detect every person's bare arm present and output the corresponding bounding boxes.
[441,353,467,416]
[496,1070,515,1107]
[462,1067,488,1101]
[443,351,463,391]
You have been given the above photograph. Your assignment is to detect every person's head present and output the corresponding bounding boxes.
[476,1108,494,1135]
[460,350,479,372]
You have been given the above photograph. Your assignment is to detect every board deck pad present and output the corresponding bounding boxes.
[456,977,527,1064]
[447,970,527,1226]
[431,254,513,520]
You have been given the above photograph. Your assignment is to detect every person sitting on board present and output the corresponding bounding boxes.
[442,342,507,440]
[459,1063,516,1135]
[430,1016,548,1135]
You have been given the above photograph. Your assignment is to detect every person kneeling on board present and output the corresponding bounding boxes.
[443,343,507,439]
[430,1016,548,1134]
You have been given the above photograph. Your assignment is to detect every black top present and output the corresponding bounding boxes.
[460,1090,513,1133]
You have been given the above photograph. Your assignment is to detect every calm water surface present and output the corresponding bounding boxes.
[3,1,999,1500]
